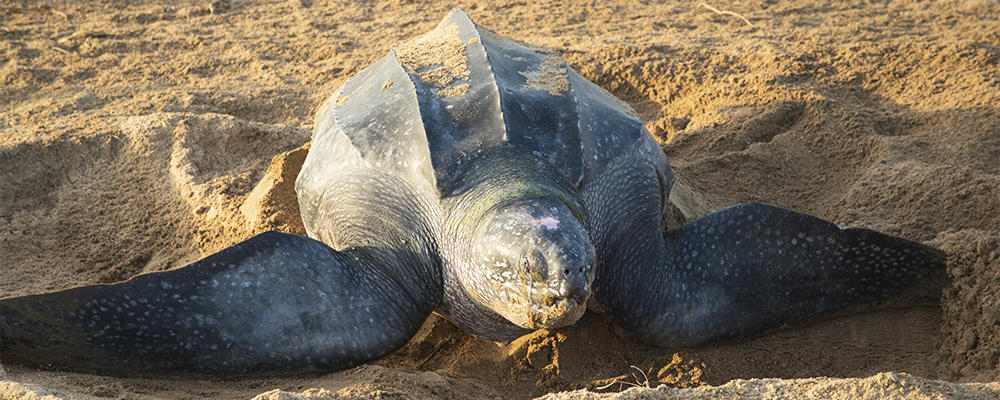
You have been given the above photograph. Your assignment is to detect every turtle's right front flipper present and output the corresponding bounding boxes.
[584,160,946,347]
[0,231,442,375]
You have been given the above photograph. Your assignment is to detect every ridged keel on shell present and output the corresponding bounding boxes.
[301,8,656,202]
[296,52,432,237]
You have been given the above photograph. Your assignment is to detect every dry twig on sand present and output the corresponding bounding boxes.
[594,366,654,391]
[699,2,754,27]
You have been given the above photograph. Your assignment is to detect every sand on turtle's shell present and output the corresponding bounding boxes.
[395,18,471,98]
[1,1,999,399]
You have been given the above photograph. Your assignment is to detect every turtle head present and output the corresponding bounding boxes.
[474,197,596,330]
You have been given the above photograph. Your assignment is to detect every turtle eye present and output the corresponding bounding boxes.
[520,249,547,280]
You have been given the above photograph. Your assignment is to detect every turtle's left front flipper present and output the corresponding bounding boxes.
[0,232,441,375]
[585,163,945,347]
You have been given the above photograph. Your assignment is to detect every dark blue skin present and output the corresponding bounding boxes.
[0,8,945,376]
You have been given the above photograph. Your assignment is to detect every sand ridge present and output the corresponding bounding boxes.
[1,0,999,399]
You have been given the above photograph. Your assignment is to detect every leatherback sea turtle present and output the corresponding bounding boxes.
[0,9,943,375]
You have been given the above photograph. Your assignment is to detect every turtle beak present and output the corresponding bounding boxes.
[554,262,590,304]
[568,279,590,304]
[551,241,595,304]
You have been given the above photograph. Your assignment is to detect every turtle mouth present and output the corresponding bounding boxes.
[525,296,587,329]
[498,285,588,329]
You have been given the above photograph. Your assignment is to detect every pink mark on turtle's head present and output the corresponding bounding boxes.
[534,216,560,230]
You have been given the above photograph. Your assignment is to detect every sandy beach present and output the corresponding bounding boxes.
[2,0,999,398]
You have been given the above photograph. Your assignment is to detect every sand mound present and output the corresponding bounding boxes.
[2,1,999,399]
[0,112,308,299]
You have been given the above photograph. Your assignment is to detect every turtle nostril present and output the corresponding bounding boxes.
[563,268,571,276]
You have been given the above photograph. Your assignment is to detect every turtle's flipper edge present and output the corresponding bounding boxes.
[1,232,441,376]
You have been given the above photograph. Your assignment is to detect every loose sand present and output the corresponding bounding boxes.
[1,1,999,399]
